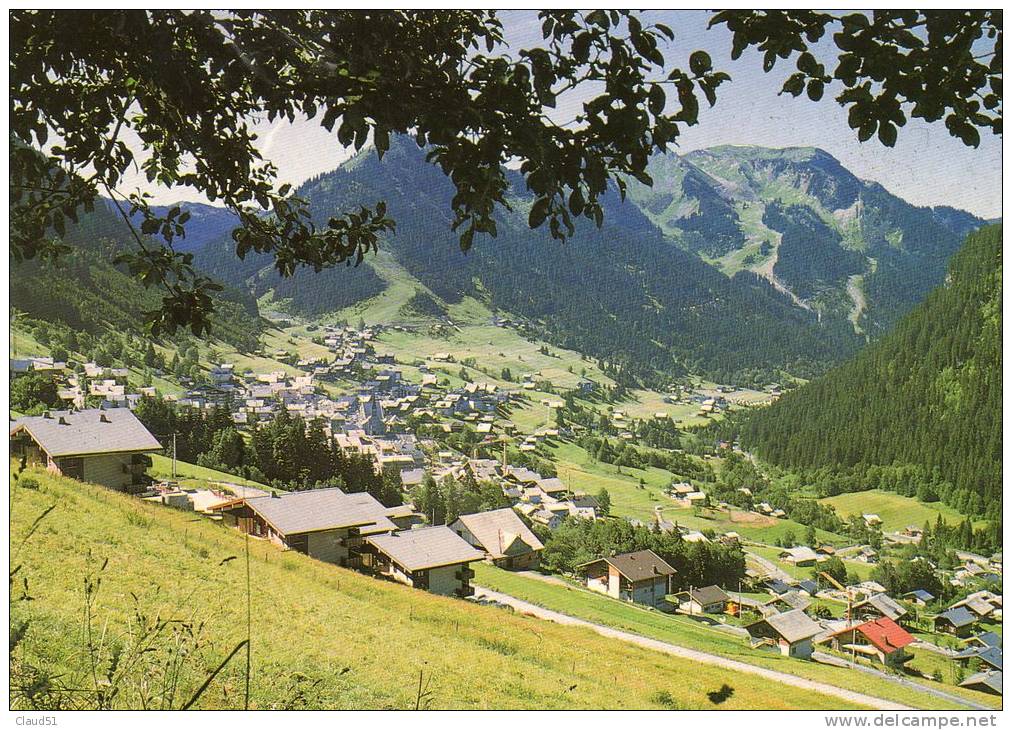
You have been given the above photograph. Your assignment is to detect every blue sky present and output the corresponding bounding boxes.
[125,10,1001,218]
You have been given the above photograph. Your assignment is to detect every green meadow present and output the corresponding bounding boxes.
[10,467,860,710]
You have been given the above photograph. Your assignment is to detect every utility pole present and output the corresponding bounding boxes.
[172,432,177,479]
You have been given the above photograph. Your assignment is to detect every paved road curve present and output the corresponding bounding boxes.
[474,586,912,710]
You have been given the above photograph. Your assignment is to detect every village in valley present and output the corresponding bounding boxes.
[9,305,1003,709]
[8,7,1003,714]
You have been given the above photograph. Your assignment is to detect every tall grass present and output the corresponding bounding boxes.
[9,464,252,710]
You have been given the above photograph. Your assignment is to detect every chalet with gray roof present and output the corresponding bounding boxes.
[965,632,1002,651]
[779,546,819,566]
[746,609,822,659]
[579,550,676,609]
[677,585,731,615]
[10,408,161,490]
[934,606,979,637]
[212,487,400,567]
[960,670,1002,696]
[902,589,936,606]
[450,508,544,570]
[762,590,812,615]
[852,593,909,624]
[950,594,996,619]
[364,526,484,597]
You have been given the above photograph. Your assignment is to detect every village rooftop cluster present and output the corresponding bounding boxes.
[8,320,1002,701]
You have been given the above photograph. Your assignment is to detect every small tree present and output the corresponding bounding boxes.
[10,372,61,414]
[595,488,612,516]
[821,556,848,587]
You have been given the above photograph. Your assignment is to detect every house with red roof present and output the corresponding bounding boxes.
[824,617,915,668]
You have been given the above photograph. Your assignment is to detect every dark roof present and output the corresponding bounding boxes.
[765,578,791,594]
[798,579,819,594]
[581,549,676,582]
[690,585,730,606]
[967,632,1003,649]
[904,589,935,602]
[936,606,978,628]
[11,408,162,457]
[774,590,812,611]
[977,647,1003,671]
[570,494,599,509]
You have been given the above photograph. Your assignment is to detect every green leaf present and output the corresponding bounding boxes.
[648,85,666,115]
[689,51,712,76]
[528,197,550,229]
[572,33,592,64]
[586,10,609,28]
[782,73,805,97]
[877,121,897,147]
[568,188,585,216]
[374,127,390,158]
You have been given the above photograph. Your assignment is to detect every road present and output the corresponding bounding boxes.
[745,548,795,583]
[814,651,991,711]
[473,586,911,710]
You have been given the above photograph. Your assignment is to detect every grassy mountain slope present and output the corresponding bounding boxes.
[741,224,1001,521]
[9,468,859,710]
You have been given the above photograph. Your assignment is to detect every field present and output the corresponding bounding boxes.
[472,565,1001,710]
[546,441,678,523]
[10,325,51,358]
[745,545,878,583]
[820,490,986,532]
[10,467,864,710]
[547,442,847,545]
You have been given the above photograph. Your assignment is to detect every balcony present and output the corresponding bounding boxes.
[455,567,475,581]
[455,585,475,598]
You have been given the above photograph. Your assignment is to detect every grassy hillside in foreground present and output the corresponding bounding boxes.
[473,565,1001,710]
[10,468,860,710]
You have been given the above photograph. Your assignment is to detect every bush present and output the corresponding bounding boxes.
[649,690,681,709]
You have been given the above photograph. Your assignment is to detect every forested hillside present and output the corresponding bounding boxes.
[185,140,985,387]
[199,137,861,387]
[741,225,1002,526]
[11,202,262,352]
